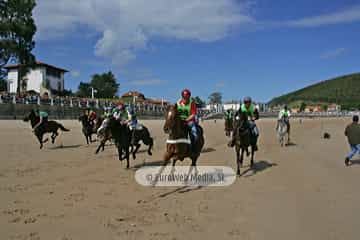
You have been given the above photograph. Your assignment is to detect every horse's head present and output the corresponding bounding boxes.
[235,111,248,130]
[163,105,178,134]
[24,110,38,128]
[78,114,87,123]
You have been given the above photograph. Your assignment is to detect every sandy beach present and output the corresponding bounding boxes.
[1,118,359,240]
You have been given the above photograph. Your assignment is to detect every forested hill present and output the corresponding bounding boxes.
[268,73,360,109]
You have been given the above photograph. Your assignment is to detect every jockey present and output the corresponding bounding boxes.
[277,105,291,139]
[126,106,141,145]
[97,107,112,135]
[176,89,198,148]
[112,103,128,124]
[33,109,48,132]
[86,108,97,129]
[228,97,259,149]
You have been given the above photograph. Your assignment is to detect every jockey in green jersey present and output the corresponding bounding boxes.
[228,97,259,149]
[176,89,198,149]
[33,109,48,132]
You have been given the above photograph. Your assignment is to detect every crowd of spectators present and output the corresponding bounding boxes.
[0,92,167,114]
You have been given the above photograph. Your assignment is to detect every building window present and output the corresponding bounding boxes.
[58,81,62,91]
[46,67,61,78]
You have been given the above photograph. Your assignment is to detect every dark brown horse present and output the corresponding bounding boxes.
[23,110,70,149]
[233,111,256,176]
[130,125,154,160]
[78,114,101,145]
[107,117,131,168]
[163,105,204,167]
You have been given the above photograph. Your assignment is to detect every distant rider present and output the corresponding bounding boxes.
[276,105,291,141]
[228,97,259,150]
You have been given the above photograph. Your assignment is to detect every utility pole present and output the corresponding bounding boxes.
[91,87,97,99]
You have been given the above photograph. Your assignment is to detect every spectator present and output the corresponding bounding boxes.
[345,115,360,166]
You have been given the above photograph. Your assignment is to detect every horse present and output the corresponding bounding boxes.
[23,110,70,149]
[224,114,234,137]
[277,117,289,147]
[163,105,204,167]
[129,124,154,160]
[107,117,131,168]
[95,118,112,154]
[233,111,257,176]
[78,114,99,145]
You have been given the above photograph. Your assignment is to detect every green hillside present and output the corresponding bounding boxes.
[268,73,360,110]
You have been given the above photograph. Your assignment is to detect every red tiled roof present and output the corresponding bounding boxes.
[122,91,145,98]
[4,61,68,72]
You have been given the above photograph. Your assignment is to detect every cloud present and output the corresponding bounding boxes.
[320,48,347,59]
[70,70,81,78]
[34,0,254,66]
[287,5,360,27]
[129,79,167,86]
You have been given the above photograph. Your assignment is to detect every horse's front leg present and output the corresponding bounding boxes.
[250,146,255,168]
[163,149,173,166]
[147,139,153,156]
[51,132,58,144]
[236,147,240,176]
[240,148,244,168]
[124,146,130,169]
[36,133,44,149]
[132,144,141,160]
[117,145,123,162]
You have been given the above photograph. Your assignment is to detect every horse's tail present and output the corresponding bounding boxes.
[59,124,70,132]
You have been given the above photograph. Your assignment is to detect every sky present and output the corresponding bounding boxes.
[31,0,360,103]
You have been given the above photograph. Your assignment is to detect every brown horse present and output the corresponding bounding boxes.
[78,114,103,145]
[23,110,70,149]
[233,111,256,176]
[163,105,204,167]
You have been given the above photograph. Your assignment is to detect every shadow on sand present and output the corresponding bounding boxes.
[285,142,297,147]
[131,160,165,170]
[201,147,216,153]
[348,159,360,166]
[49,144,82,150]
[241,160,277,177]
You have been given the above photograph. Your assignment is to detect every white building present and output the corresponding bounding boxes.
[223,101,241,111]
[205,103,223,112]
[5,62,68,96]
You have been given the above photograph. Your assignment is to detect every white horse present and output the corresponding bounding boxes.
[277,117,289,147]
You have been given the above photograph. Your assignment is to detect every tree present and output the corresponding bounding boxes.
[300,102,307,112]
[194,96,206,108]
[321,103,328,112]
[0,0,37,93]
[208,92,222,104]
[0,79,7,91]
[76,82,92,98]
[90,71,119,98]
